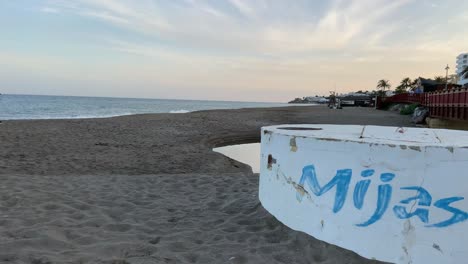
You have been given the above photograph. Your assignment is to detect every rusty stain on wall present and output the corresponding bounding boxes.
[290,137,298,152]
[267,154,276,170]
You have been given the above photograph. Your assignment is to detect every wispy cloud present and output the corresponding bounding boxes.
[79,10,129,25]
[40,7,60,13]
[227,0,255,18]
[4,0,468,100]
[49,0,172,33]
[46,0,418,56]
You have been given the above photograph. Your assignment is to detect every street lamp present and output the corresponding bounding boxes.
[445,64,450,90]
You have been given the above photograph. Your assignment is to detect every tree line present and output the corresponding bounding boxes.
[376,66,468,95]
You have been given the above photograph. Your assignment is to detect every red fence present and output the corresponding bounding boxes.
[382,93,425,105]
[425,89,468,120]
[379,88,468,121]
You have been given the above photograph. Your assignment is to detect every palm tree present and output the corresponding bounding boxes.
[401,77,412,88]
[395,77,412,94]
[376,79,391,96]
[410,78,419,91]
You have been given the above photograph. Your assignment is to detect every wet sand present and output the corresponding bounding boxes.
[0,106,410,263]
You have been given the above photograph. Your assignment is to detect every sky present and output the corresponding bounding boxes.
[1,0,467,102]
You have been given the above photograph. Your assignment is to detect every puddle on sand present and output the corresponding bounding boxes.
[213,143,260,173]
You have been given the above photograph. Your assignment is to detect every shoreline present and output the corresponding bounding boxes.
[1,93,288,104]
[0,104,318,122]
[1,94,315,121]
[0,106,407,263]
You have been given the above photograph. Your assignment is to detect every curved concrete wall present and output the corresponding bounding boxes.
[259,125,468,264]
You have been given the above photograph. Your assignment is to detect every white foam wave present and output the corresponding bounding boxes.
[169,109,191,114]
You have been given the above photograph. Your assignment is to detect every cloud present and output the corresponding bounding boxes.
[49,0,172,33]
[8,0,468,100]
[314,0,412,46]
[200,6,227,18]
[40,7,61,13]
[79,10,130,25]
[45,0,419,58]
[227,0,255,18]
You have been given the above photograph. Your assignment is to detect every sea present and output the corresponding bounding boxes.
[0,94,307,120]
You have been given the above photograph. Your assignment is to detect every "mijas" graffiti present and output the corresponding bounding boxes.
[296,165,468,227]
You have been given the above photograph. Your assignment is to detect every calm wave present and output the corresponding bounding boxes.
[0,94,305,120]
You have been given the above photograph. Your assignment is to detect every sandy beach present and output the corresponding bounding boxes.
[0,106,411,263]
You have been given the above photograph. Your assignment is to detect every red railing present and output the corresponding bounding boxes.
[378,88,468,121]
[382,93,425,104]
[425,88,468,120]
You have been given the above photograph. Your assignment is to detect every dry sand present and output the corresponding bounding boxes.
[0,106,411,263]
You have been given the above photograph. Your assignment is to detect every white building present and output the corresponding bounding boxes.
[456,52,468,86]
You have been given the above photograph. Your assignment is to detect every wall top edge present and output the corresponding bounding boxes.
[262,124,468,148]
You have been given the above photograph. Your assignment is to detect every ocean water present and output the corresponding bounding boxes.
[0,94,302,120]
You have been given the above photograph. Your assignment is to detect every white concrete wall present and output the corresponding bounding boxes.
[259,125,468,264]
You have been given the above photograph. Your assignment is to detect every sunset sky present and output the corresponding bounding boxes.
[1,0,467,102]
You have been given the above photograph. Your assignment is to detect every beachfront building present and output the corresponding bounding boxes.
[338,93,374,107]
[414,77,461,92]
[415,77,443,92]
[456,52,468,86]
